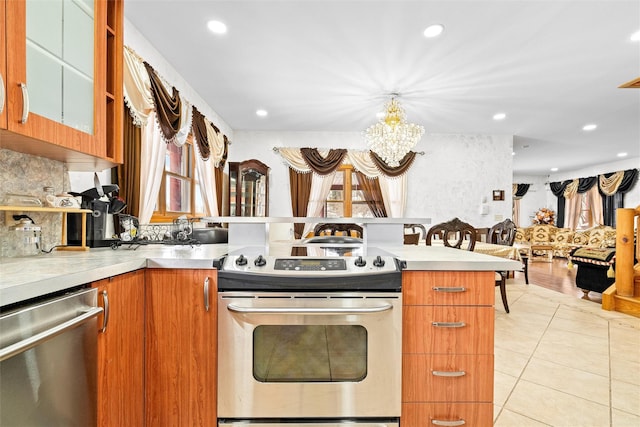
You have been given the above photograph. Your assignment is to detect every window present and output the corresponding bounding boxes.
[577,193,594,230]
[324,166,373,218]
[152,134,205,221]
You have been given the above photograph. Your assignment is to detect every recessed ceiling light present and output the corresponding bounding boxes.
[256,109,268,117]
[617,152,628,157]
[512,152,515,156]
[582,124,597,131]
[550,167,559,172]
[631,30,640,41]
[207,20,227,34]
[423,24,444,38]
[493,113,506,121]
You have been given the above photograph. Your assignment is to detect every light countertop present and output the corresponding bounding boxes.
[0,242,521,307]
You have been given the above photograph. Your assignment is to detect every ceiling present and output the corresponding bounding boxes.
[124,0,640,176]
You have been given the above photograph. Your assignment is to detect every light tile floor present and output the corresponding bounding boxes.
[493,278,640,426]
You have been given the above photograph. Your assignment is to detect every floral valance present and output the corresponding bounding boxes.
[275,147,418,178]
[123,45,228,166]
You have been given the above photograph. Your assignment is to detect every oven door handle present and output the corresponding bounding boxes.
[226,303,393,314]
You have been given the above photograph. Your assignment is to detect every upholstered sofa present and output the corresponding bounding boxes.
[515,224,616,258]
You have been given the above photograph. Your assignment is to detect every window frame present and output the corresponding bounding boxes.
[151,135,205,222]
[324,165,373,218]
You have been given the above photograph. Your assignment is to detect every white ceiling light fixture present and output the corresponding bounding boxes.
[207,20,227,34]
[256,109,268,117]
[493,112,506,120]
[423,24,444,38]
[631,30,640,41]
[550,167,559,172]
[582,123,597,131]
[617,152,628,157]
[364,95,424,167]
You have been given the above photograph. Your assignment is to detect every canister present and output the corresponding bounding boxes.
[12,219,42,256]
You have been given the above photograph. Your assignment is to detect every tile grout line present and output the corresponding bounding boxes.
[495,298,561,425]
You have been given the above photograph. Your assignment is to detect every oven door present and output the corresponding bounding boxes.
[218,291,402,419]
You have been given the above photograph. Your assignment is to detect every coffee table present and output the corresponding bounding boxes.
[530,244,554,263]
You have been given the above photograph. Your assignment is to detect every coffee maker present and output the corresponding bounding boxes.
[67,184,126,248]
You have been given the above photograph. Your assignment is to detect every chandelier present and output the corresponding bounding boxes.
[364,97,424,167]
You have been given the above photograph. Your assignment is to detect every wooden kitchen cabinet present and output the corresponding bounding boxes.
[92,269,145,427]
[0,0,6,130]
[145,269,217,427]
[401,271,495,427]
[1,0,123,170]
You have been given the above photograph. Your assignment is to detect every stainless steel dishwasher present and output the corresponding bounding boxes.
[0,287,103,426]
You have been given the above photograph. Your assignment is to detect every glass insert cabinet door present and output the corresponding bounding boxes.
[228,159,269,217]
[25,0,94,133]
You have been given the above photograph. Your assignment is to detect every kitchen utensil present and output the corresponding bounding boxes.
[12,218,41,256]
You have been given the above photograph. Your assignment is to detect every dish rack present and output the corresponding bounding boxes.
[112,214,200,248]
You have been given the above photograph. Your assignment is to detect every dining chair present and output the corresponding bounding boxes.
[404,223,427,245]
[313,223,363,238]
[425,218,477,251]
[488,218,517,313]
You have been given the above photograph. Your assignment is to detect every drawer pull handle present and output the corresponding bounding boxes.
[432,287,466,293]
[432,321,466,328]
[432,420,465,426]
[432,370,466,377]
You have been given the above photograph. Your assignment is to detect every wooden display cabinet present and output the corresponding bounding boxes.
[228,159,269,217]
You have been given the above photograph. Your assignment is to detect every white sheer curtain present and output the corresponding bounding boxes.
[302,173,336,237]
[194,122,219,216]
[379,175,407,217]
[138,111,167,224]
[586,185,604,225]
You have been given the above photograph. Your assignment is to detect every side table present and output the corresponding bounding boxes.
[530,244,554,263]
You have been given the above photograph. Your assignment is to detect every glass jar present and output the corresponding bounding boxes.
[12,219,42,256]
[43,186,55,206]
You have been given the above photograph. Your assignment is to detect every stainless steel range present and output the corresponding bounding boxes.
[217,252,402,427]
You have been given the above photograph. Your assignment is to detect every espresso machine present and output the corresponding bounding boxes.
[67,184,126,248]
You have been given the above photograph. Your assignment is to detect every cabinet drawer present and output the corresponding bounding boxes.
[402,402,493,427]
[403,306,494,354]
[403,354,493,403]
[403,271,494,306]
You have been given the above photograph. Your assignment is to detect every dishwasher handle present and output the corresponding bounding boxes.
[0,306,103,362]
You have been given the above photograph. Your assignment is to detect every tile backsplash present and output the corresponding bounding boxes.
[0,149,71,257]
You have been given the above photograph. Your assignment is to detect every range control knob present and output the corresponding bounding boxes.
[235,254,248,266]
[354,256,367,267]
[254,255,267,267]
[373,255,385,267]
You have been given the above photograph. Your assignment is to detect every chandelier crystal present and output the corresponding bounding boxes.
[364,97,424,167]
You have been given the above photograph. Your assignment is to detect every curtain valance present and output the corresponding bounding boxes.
[300,148,348,175]
[124,45,229,163]
[512,183,530,199]
[144,62,182,144]
[275,147,418,178]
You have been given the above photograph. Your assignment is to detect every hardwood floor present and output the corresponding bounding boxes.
[513,257,603,304]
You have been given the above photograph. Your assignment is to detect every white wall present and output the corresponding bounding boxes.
[232,131,514,228]
[512,175,549,227]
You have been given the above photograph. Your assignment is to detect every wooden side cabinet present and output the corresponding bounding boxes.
[92,269,145,427]
[401,271,495,427]
[145,269,217,427]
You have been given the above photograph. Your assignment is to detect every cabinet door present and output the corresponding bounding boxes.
[145,269,217,427]
[93,269,145,427]
[5,0,105,156]
[0,0,7,129]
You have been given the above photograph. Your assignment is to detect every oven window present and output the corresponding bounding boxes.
[253,325,367,382]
